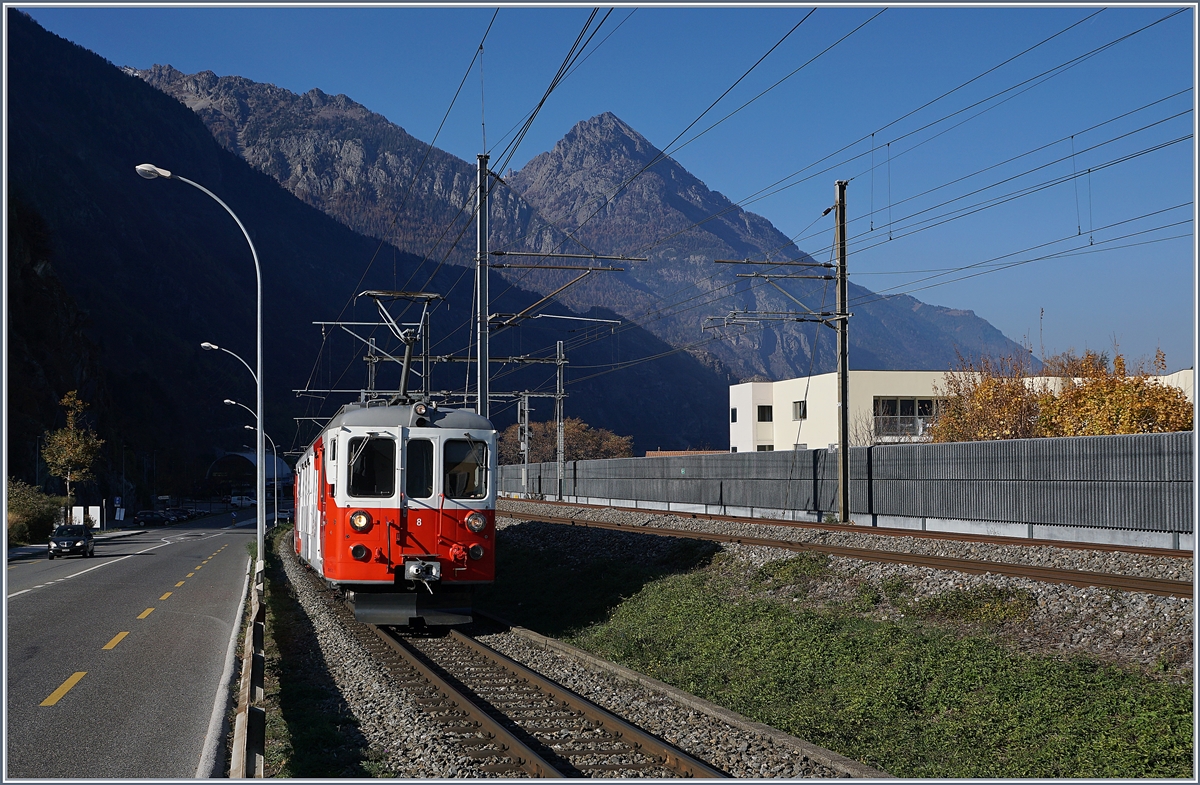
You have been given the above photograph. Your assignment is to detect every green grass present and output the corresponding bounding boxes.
[481,542,1194,778]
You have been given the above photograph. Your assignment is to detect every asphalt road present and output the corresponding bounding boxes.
[5,515,255,778]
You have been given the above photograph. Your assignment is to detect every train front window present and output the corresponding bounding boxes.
[406,439,433,499]
[347,437,395,497]
[444,439,488,499]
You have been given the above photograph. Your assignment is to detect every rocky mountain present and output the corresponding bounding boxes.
[6,8,733,500]
[136,68,1028,382]
[508,112,1029,375]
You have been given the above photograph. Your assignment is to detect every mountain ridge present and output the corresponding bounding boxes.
[135,66,1030,382]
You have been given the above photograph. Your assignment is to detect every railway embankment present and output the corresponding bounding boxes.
[256,525,873,778]
[482,501,1193,778]
[254,510,1192,778]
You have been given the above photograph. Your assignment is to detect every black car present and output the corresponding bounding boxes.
[166,507,192,521]
[48,525,95,559]
[135,510,169,527]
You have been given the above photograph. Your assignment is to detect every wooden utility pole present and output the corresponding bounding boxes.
[834,180,850,523]
[476,153,490,419]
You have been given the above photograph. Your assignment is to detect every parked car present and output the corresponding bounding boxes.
[230,496,256,508]
[166,507,192,521]
[48,525,95,559]
[135,510,169,527]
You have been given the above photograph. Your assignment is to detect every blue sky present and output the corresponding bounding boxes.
[17,4,1197,372]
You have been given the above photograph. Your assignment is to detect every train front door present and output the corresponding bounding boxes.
[401,434,439,556]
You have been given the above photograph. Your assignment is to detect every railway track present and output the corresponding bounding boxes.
[285,540,729,777]
[502,498,1190,559]
[371,626,727,778]
[499,508,1194,599]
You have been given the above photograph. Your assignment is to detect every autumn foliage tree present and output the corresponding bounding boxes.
[928,349,1192,443]
[1037,349,1192,436]
[926,353,1046,442]
[41,391,104,509]
[499,418,633,464]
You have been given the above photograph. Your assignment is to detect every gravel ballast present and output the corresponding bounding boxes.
[274,533,885,777]
[497,499,1194,677]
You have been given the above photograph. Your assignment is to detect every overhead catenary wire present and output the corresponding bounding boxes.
[637,8,1181,265]
[519,11,1185,364]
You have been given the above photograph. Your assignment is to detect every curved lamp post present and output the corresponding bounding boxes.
[202,342,257,383]
[224,398,280,527]
[138,163,264,568]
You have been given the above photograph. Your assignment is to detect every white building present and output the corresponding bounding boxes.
[729,368,1194,453]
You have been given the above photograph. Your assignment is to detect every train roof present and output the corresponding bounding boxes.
[323,401,494,432]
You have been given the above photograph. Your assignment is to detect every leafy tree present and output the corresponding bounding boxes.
[41,391,104,511]
[499,417,634,464]
[1037,349,1192,436]
[927,353,1046,442]
[928,349,1192,442]
[6,477,66,545]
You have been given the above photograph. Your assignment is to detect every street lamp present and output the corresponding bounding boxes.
[224,398,280,527]
[202,342,257,383]
[139,163,265,568]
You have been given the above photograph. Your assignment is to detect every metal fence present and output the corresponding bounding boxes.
[499,431,1193,534]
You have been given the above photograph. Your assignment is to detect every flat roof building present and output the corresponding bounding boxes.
[730,368,1194,453]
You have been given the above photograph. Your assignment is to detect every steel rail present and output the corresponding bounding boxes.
[502,511,1194,599]
[447,629,729,779]
[371,625,565,778]
[501,498,1192,559]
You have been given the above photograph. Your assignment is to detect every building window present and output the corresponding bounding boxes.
[730,446,737,453]
[792,400,807,420]
[756,444,774,452]
[757,405,773,423]
[730,407,737,423]
[794,443,807,451]
[873,397,943,437]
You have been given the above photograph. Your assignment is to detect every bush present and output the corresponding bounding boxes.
[7,478,64,545]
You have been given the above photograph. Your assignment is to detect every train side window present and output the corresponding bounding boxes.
[444,439,488,500]
[406,439,434,499]
[347,437,396,497]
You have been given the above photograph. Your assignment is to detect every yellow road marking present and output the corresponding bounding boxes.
[175,581,185,587]
[137,608,154,619]
[195,565,203,570]
[41,672,86,706]
[187,573,195,578]
[159,592,172,600]
[102,632,129,650]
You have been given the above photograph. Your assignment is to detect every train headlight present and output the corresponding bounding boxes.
[414,403,428,416]
[467,544,485,560]
[349,510,372,532]
[350,543,369,560]
[465,512,487,533]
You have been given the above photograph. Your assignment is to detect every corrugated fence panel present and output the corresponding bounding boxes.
[498,432,1192,532]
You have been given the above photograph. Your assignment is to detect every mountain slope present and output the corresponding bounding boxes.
[136,70,1027,382]
[508,113,1029,375]
[6,8,731,495]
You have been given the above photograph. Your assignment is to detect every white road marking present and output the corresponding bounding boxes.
[9,540,176,599]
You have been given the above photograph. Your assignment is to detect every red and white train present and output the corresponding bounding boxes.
[294,399,497,626]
